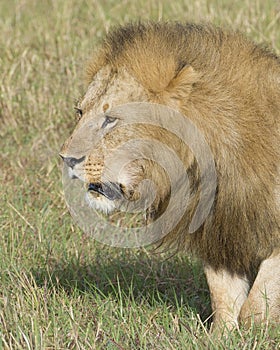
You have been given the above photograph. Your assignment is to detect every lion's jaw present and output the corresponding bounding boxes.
[85,191,117,214]
[63,140,170,217]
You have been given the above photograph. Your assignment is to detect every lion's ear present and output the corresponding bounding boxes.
[166,64,200,99]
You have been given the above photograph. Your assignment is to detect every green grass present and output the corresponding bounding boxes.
[1,0,280,348]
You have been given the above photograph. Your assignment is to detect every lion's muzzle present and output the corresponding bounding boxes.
[88,182,123,200]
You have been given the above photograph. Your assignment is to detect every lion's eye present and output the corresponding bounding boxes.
[101,115,117,129]
[74,107,83,120]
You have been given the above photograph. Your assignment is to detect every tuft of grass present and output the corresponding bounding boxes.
[1,0,280,348]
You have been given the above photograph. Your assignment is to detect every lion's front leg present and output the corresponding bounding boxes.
[204,265,249,333]
[239,249,280,329]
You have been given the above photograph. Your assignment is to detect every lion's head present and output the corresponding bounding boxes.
[60,23,200,217]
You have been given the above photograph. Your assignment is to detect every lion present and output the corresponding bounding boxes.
[60,22,280,333]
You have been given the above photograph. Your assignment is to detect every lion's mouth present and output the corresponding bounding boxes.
[88,182,123,200]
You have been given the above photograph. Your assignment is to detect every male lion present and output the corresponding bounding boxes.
[60,22,280,332]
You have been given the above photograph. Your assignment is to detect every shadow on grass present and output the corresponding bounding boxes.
[31,248,211,322]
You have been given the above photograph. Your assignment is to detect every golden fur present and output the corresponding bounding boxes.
[61,22,280,330]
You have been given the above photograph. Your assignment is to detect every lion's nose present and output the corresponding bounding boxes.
[59,155,85,169]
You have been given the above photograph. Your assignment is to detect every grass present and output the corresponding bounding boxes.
[1,0,280,348]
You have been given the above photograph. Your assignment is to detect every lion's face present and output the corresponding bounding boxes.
[60,66,167,214]
[60,51,199,216]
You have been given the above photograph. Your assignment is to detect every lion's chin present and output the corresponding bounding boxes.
[85,192,116,214]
